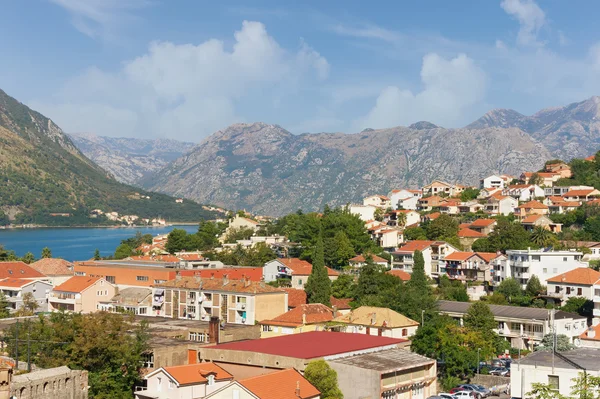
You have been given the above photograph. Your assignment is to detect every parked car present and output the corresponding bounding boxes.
[439,393,458,399]
[470,384,491,397]
[450,387,465,394]
[491,359,506,368]
[455,385,483,399]
[454,391,477,399]
[489,367,510,376]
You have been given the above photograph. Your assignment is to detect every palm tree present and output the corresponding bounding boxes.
[396,212,407,228]
[531,226,554,247]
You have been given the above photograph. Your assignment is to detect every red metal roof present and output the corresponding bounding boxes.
[207,331,405,359]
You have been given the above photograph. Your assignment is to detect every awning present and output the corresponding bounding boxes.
[154,289,165,295]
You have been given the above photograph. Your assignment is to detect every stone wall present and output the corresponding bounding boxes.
[9,366,88,399]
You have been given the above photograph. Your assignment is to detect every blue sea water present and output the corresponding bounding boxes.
[0,225,199,261]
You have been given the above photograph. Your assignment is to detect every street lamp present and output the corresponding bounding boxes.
[421,309,425,326]
[477,348,481,374]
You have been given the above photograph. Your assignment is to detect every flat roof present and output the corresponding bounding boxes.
[330,348,434,372]
[519,348,600,370]
[206,331,406,359]
[438,300,586,321]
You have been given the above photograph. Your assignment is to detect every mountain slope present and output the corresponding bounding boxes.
[467,96,600,159]
[145,122,550,216]
[0,89,216,224]
[69,133,195,185]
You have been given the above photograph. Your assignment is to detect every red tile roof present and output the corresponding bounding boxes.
[30,258,73,276]
[563,190,600,197]
[349,254,388,263]
[521,215,544,223]
[279,258,339,276]
[444,252,478,262]
[284,288,307,308]
[209,331,406,359]
[387,269,411,281]
[0,278,39,288]
[585,155,596,162]
[518,200,548,209]
[476,252,502,263]
[163,362,233,385]
[179,267,263,282]
[330,297,352,310]
[546,267,600,285]
[156,276,284,294]
[261,304,334,327]
[428,212,441,219]
[580,324,600,341]
[0,262,46,279]
[458,228,486,238]
[239,369,320,399]
[395,240,434,253]
[469,219,496,227]
[53,276,100,293]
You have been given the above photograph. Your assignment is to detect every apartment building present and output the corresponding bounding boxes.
[493,249,588,289]
[48,276,116,313]
[391,240,458,277]
[440,252,501,283]
[74,261,177,288]
[0,278,52,312]
[389,189,422,210]
[152,276,287,325]
[262,258,338,289]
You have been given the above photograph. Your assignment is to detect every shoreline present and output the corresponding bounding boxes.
[0,222,200,230]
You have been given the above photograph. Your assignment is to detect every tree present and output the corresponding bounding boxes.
[374,208,384,222]
[21,252,35,264]
[398,250,437,322]
[165,228,191,253]
[426,214,459,241]
[460,188,480,202]
[93,249,101,260]
[0,210,9,226]
[331,274,356,299]
[396,212,407,228]
[225,227,256,243]
[464,302,496,334]
[41,247,52,258]
[0,292,10,318]
[196,220,224,250]
[304,360,344,399]
[496,277,522,300]
[525,275,544,297]
[529,172,544,186]
[531,226,556,247]
[354,257,401,307]
[17,292,38,316]
[404,226,427,241]
[114,244,133,260]
[305,232,331,306]
[481,219,535,252]
[536,333,575,351]
[561,296,594,318]
[326,231,356,269]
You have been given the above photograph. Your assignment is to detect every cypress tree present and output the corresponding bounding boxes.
[305,230,331,306]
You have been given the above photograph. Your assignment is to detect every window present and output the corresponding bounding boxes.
[105,276,115,284]
[402,329,408,336]
[142,353,154,368]
[262,325,273,332]
[567,287,571,295]
[75,271,86,276]
[154,279,166,284]
[138,307,147,315]
[136,276,149,282]
[555,286,560,294]
[168,380,175,389]
[578,288,582,295]
[563,257,568,262]
[548,375,559,391]
[207,375,215,386]
[100,280,104,285]
[298,279,303,286]
[543,268,548,274]
[532,255,541,261]
[553,268,558,274]
[157,377,162,391]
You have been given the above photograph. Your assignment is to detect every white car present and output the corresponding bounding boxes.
[439,393,458,399]
[454,391,477,399]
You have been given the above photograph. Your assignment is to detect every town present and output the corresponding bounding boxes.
[1,155,600,399]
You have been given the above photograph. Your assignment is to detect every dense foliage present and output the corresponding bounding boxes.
[304,360,344,399]
[305,232,332,306]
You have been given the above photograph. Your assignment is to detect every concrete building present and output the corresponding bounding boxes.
[10,366,88,399]
[438,300,587,349]
[0,279,52,313]
[502,184,545,202]
[494,249,588,289]
[349,204,377,222]
[330,348,436,399]
[389,189,422,210]
[521,214,562,233]
[484,194,518,216]
[510,348,600,399]
[391,241,458,277]
[330,306,420,338]
[385,210,420,228]
[545,268,600,307]
[439,252,500,283]
[422,180,464,197]
[480,175,508,189]
[151,276,287,325]
[98,287,152,315]
[48,276,116,313]
[259,304,334,338]
[262,258,338,289]
[74,261,177,288]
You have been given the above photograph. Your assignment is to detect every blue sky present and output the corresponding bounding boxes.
[2,0,600,141]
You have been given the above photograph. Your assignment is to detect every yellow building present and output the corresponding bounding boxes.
[259,303,334,338]
[331,306,419,338]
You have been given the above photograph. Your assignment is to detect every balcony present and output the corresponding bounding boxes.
[49,295,76,305]
[235,302,247,311]
[201,300,213,308]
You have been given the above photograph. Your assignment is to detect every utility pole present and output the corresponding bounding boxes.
[14,320,18,370]
[27,323,31,373]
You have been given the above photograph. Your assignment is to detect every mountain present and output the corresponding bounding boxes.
[0,89,216,224]
[467,96,600,159]
[69,133,195,185]
[145,122,550,216]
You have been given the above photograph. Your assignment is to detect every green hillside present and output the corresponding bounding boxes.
[0,89,217,225]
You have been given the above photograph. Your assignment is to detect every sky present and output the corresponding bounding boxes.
[2,0,600,142]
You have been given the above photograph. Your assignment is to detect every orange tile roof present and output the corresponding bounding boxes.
[279,258,339,276]
[30,258,73,276]
[330,297,352,310]
[284,288,307,308]
[476,252,502,263]
[551,201,582,207]
[537,172,560,178]
[428,212,441,219]
[261,304,334,327]
[546,267,600,285]
[458,228,486,238]
[395,240,435,253]
[585,155,596,162]
[470,218,496,227]
[419,196,443,203]
[518,200,548,209]
[521,215,543,223]
[563,190,599,197]
[0,278,39,288]
[239,368,320,399]
[349,254,388,263]
[163,362,233,385]
[458,223,471,229]
[53,276,100,293]
[387,269,411,281]
[156,276,284,294]
[444,252,478,261]
[0,262,46,279]
[580,324,600,341]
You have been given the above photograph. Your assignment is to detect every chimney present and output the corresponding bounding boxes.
[175,271,182,281]
[209,316,220,344]
[295,381,300,397]
[371,312,377,325]
[332,305,337,318]
[302,313,306,325]
[222,274,229,286]
[245,277,251,288]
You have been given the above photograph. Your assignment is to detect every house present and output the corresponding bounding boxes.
[387,269,411,281]
[370,226,404,249]
[468,219,497,235]
[29,258,74,286]
[259,303,334,338]
[152,276,288,325]
[283,288,307,310]
[349,204,377,222]
[479,187,502,199]
[480,175,508,189]
[417,196,444,211]
[330,297,352,315]
[493,249,589,289]
[521,214,562,233]
[421,212,441,223]
[503,184,545,202]
[391,240,458,277]
[438,300,588,349]
[330,306,420,338]
[457,228,486,251]
[348,254,388,273]
[262,258,339,289]
[389,189,422,210]
[510,349,600,399]
[0,261,46,280]
[545,162,572,178]
[0,278,52,312]
[439,199,461,215]
[363,194,392,209]
[98,287,152,316]
[546,267,600,307]
[544,196,582,214]
[440,252,499,283]
[220,215,261,242]
[136,362,234,399]
[422,180,464,197]
[74,261,177,288]
[516,200,549,219]
[579,324,600,348]
[562,188,600,202]
[48,276,116,313]
[204,369,320,399]
[458,201,484,214]
[384,209,420,227]
[484,194,518,216]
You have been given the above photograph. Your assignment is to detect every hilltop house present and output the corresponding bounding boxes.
[349,204,377,222]
[384,209,420,227]
[417,195,444,211]
[503,184,544,202]
[480,175,509,189]
[521,214,562,233]
[545,268,600,307]
[348,254,388,272]
[422,180,465,197]
[363,195,392,209]
[516,200,549,219]
[389,189,422,210]
[484,194,518,216]
[562,188,600,202]
[440,252,501,283]
[467,219,497,235]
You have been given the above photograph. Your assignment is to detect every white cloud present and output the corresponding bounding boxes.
[31,21,328,140]
[356,53,486,130]
[50,0,150,40]
[500,0,546,46]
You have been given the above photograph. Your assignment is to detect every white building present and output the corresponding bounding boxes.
[493,249,588,289]
[389,189,422,210]
[480,175,507,189]
[349,204,377,222]
[484,195,518,216]
[363,195,392,209]
[545,267,600,307]
[511,349,600,399]
[502,184,545,202]
[391,240,458,277]
[0,278,52,313]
